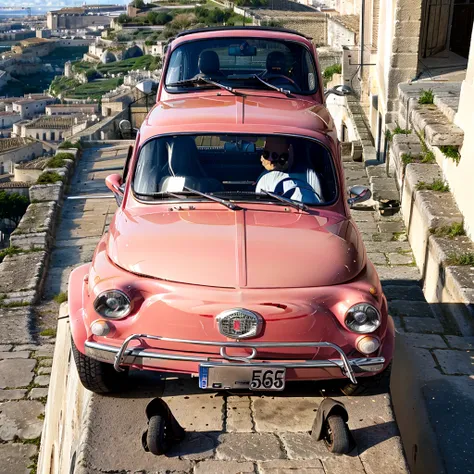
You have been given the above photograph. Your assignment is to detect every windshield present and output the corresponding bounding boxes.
[132,134,337,206]
[165,38,318,94]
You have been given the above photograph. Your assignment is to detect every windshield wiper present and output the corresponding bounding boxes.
[183,186,242,210]
[260,190,308,212]
[167,76,237,95]
[226,74,292,97]
[135,188,241,211]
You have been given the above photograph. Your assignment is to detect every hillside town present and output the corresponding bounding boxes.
[0,0,473,473]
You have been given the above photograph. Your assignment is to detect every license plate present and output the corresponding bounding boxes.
[199,365,286,391]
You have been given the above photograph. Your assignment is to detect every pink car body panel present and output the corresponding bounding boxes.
[69,28,394,384]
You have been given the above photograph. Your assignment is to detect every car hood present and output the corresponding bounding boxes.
[107,207,365,288]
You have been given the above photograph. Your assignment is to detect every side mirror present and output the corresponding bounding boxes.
[136,79,158,95]
[325,85,354,98]
[106,174,124,206]
[347,185,371,207]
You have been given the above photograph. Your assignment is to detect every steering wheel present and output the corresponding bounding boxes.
[277,177,322,203]
[263,74,302,92]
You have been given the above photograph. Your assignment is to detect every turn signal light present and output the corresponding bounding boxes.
[356,336,380,355]
[91,320,112,337]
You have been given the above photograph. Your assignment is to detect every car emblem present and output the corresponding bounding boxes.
[216,309,263,339]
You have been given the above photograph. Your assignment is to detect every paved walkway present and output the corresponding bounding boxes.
[48,144,409,474]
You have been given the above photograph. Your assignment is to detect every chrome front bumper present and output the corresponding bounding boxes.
[85,334,386,385]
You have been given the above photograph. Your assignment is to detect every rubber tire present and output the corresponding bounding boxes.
[324,415,351,455]
[147,415,169,455]
[71,338,129,394]
[340,363,391,396]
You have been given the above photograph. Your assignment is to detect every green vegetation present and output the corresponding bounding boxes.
[37,171,65,185]
[132,0,145,7]
[322,64,342,85]
[440,145,461,164]
[0,191,29,226]
[40,328,57,337]
[446,252,474,266]
[146,11,173,25]
[47,153,74,168]
[401,153,413,165]
[49,76,81,96]
[416,179,450,192]
[431,222,465,239]
[69,78,124,100]
[260,19,284,27]
[386,124,411,142]
[234,0,268,6]
[53,292,68,304]
[97,55,160,75]
[0,246,22,264]
[418,89,434,105]
[71,60,92,73]
[59,140,82,150]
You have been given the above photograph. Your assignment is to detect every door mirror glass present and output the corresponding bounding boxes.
[136,79,158,95]
[348,185,372,207]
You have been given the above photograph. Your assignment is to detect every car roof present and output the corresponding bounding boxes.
[141,94,335,144]
[169,26,314,50]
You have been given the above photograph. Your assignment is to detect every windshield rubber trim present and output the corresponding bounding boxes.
[130,132,339,208]
[163,37,319,97]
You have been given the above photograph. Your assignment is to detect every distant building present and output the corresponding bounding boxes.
[11,38,57,58]
[46,104,99,116]
[0,111,21,130]
[13,115,89,142]
[12,99,48,120]
[0,137,43,175]
[46,5,121,31]
[36,28,52,39]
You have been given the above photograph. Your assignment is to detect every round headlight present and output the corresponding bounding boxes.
[345,303,381,333]
[94,290,131,319]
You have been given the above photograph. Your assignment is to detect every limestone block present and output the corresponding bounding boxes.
[0,400,44,440]
[0,307,38,345]
[29,183,64,203]
[215,433,284,461]
[0,444,37,474]
[0,251,48,304]
[10,202,57,251]
[0,358,36,389]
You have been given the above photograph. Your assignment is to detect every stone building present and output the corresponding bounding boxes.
[0,111,21,131]
[13,116,89,143]
[47,7,116,31]
[328,0,474,236]
[0,137,43,175]
[46,104,99,116]
[12,99,48,120]
[11,38,57,58]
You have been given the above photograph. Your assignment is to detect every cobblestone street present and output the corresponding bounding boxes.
[2,143,473,473]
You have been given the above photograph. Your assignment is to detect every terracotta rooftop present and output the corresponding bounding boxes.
[0,111,20,116]
[331,14,360,34]
[24,116,84,130]
[0,137,34,153]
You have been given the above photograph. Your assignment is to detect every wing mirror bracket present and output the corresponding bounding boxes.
[106,174,124,206]
[325,85,355,98]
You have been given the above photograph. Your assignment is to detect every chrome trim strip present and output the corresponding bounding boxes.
[85,335,386,384]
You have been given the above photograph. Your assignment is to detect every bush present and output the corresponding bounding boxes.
[37,172,65,185]
[58,140,82,150]
[0,246,22,264]
[147,11,172,25]
[440,145,461,164]
[0,191,29,226]
[322,64,342,83]
[118,14,132,24]
[47,152,74,168]
[132,0,145,7]
[418,89,434,105]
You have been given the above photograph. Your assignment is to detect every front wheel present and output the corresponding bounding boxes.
[146,415,171,455]
[323,415,351,455]
[71,338,129,394]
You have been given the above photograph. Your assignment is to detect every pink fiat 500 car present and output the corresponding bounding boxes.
[69,27,394,395]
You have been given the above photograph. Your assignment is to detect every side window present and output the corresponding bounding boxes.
[166,49,183,84]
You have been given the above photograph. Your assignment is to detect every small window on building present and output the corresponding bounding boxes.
[51,132,55,141]
[43,133,46,140]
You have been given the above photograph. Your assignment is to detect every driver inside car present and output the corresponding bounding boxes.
[255,137,323,204]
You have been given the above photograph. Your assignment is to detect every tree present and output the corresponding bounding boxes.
[118,14,131,24]
[132,0,145,8]
[0,191,29,226]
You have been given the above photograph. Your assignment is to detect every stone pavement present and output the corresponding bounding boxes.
[56,145,408,474]
[0,144,127,474]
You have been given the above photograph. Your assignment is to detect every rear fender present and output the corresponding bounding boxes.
[68,263,91,354]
